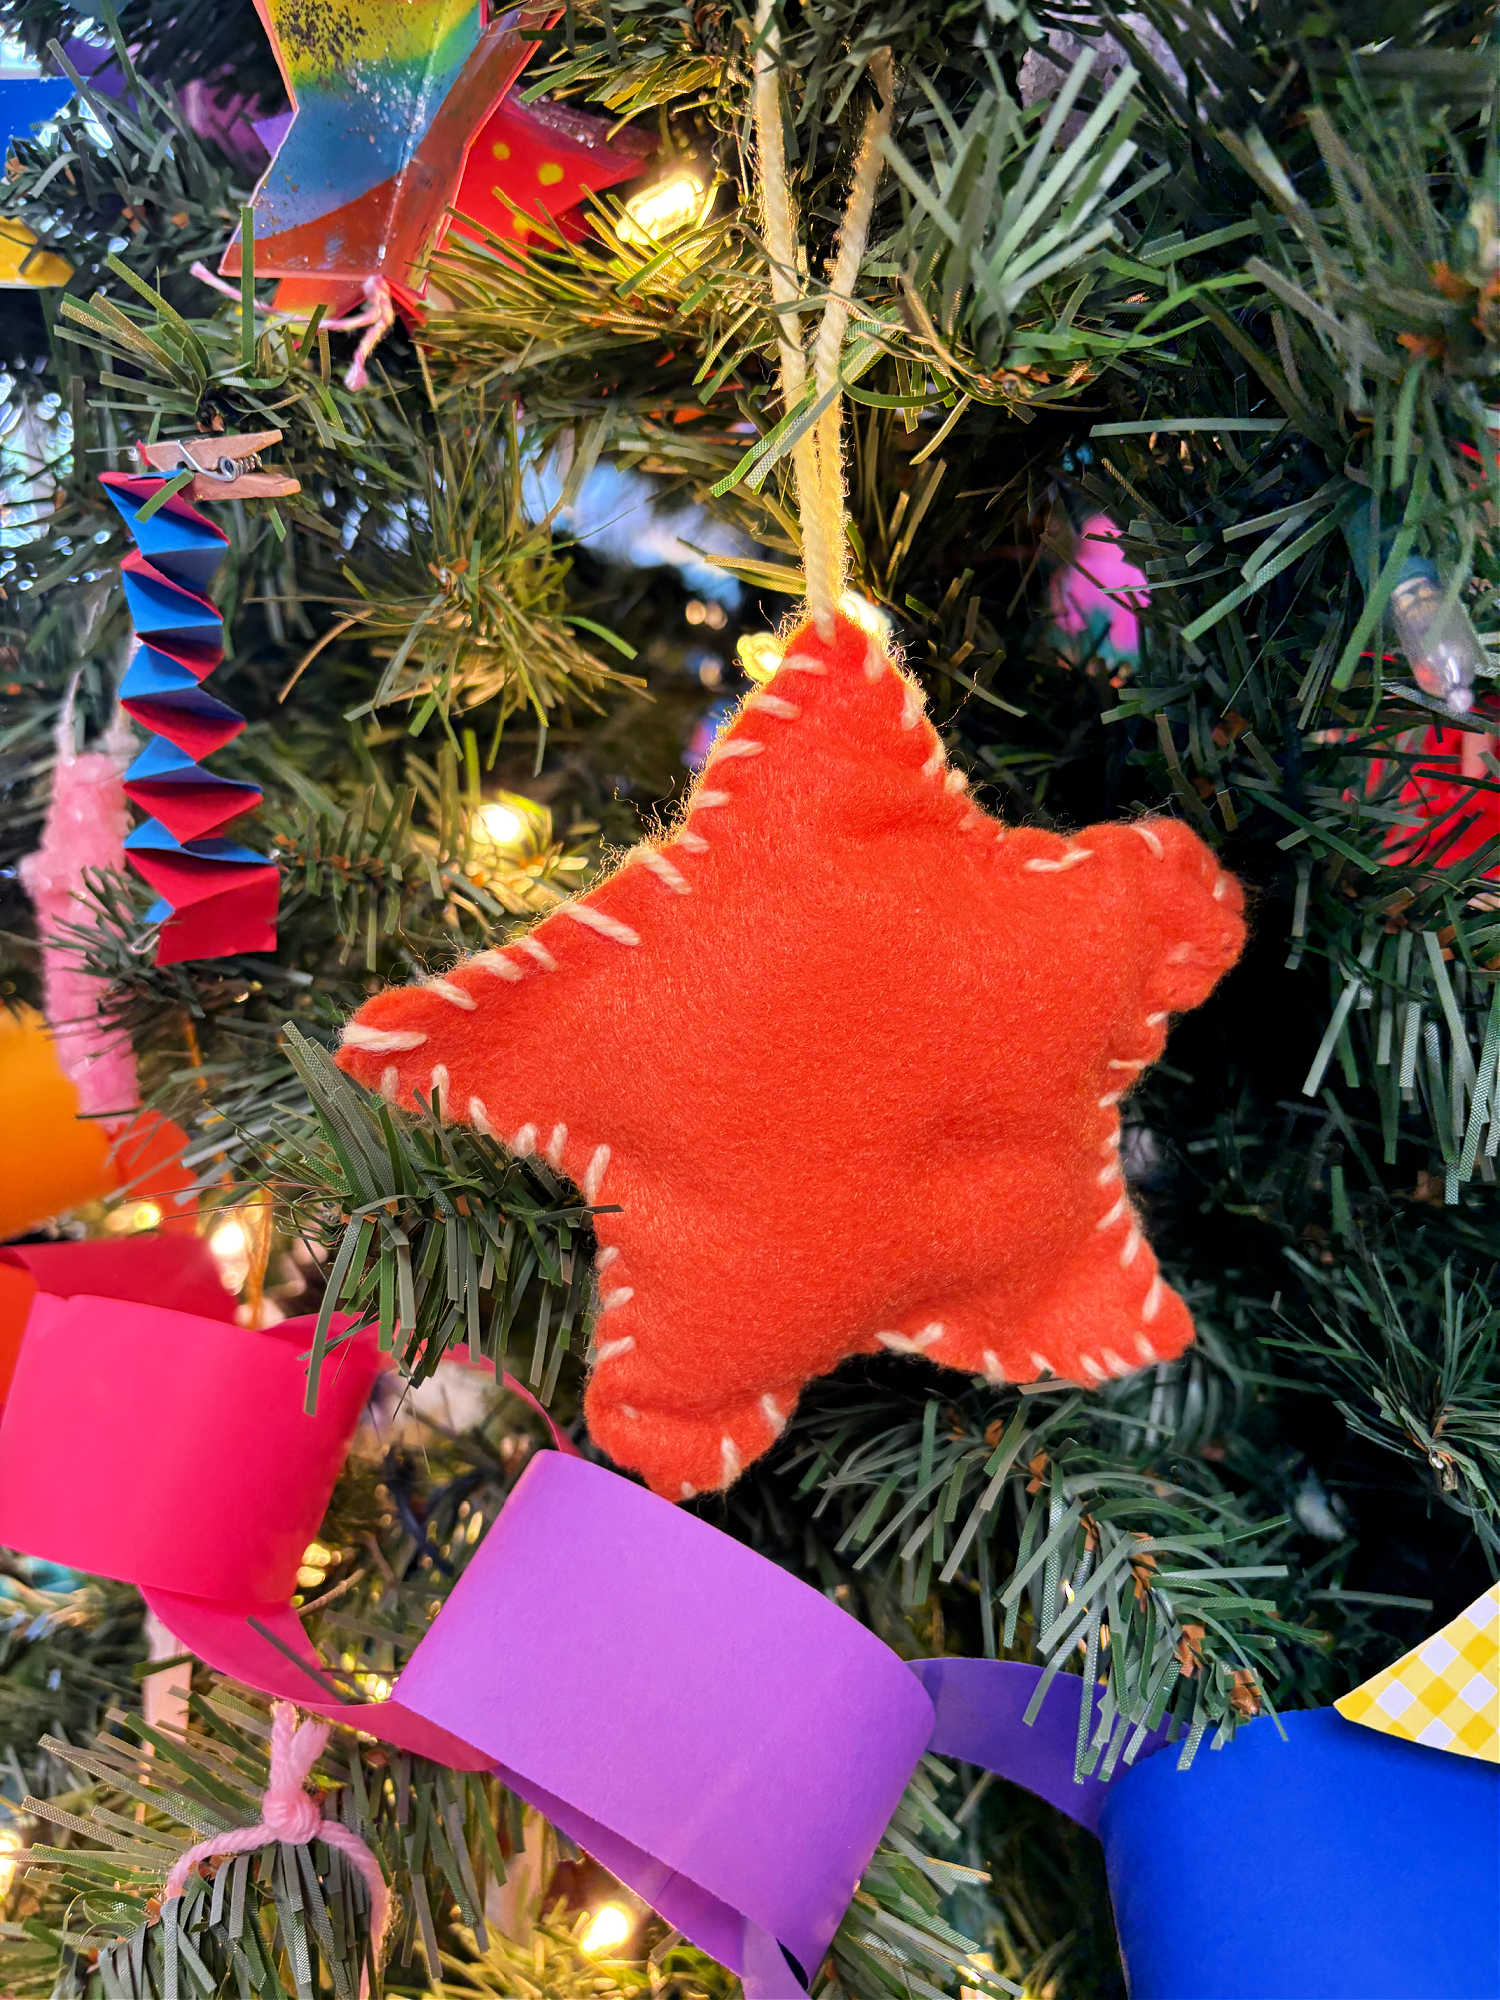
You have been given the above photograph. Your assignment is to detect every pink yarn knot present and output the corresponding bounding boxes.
[163,1702,389,1989]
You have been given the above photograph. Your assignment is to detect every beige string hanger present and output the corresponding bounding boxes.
[751,1,894,640]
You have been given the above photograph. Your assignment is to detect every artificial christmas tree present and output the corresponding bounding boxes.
[0,2,1496,1996]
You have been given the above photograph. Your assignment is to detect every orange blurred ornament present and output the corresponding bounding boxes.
[0,1006,198,1241]
[0,1006,116,1238]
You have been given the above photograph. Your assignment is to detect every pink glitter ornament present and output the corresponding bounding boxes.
[1049,513,1149,664]
[19,710,139,1122]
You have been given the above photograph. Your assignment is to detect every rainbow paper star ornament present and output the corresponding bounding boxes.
[223,0,548,315]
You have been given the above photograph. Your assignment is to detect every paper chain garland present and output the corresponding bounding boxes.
[0,1286,1493,2000]
[101,473,278,963]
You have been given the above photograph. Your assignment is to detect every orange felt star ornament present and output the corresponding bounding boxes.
[336,611,1246,1499]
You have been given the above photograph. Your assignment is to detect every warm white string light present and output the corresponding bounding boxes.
[619,167,713,249]
[579,1901,632,1954]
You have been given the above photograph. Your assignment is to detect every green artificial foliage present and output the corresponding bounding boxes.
[0,0,1496,1993]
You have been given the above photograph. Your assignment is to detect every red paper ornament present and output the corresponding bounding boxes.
[336,612,1245,1498]
[451,93,652,251]
[1375,718,1500,874]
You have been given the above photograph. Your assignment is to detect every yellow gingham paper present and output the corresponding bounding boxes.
[1335,1585,1498,1762]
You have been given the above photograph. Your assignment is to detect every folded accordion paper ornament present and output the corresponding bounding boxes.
[101,471,278,963]
[0,1294,1493,2000]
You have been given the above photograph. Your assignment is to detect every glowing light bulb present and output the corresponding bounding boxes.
[209,1215,251,1292]
[0,1827,23,1898]
[1389,561,1489,715]
[104,1199,163,1235]
[470,793,543,866]
[580,1902,632,1955]
[619,168,711,248]
[474,801,526,850]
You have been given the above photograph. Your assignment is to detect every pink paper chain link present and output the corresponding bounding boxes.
[164,1702,390,1982]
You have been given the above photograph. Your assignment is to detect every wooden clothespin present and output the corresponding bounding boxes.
[133,430,300,502]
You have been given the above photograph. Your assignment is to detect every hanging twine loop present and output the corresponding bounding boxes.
[751,1,893,638]
[164,1703,389,1987]
[188,265,396,391]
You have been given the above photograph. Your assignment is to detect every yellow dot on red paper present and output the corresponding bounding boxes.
[537,161,565,186]
[491,140,511,160]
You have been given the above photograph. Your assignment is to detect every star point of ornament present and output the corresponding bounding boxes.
[338,614,1245,1497]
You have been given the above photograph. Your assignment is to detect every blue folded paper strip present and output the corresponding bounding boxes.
[916,1657,1500,2000]
[103,472,278,962]
[119,648,246,759]
[0,76,74,153]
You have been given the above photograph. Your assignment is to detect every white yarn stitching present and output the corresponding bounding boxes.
[1023,847,1094,873]
[636,848,692,893]
[877,1323,944,1354]
[564,905,640,947]
[425,977,477,1010]
[342,1024,427,1053]
[470,949,524,982]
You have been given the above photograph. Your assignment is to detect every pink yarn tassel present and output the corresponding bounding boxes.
[18,708,138,1121]
[164,1703,390,1988]
[343,277,397,391]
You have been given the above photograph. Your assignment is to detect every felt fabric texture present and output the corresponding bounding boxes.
[337,612,1246,1498]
